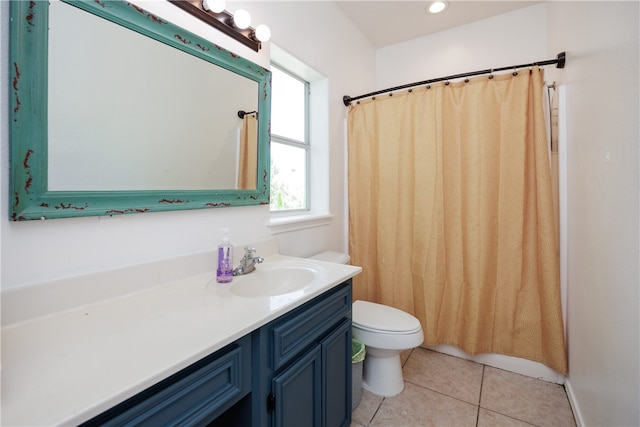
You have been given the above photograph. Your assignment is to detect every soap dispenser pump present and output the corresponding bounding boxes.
[216,229,233,283]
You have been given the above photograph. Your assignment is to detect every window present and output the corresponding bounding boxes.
[270,64,309,212]
[267,45,331,234]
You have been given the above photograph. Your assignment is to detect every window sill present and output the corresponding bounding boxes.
[267,213,334,235]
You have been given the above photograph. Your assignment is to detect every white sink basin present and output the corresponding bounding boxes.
[229,261,323,297]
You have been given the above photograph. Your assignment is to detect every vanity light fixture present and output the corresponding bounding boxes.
[169,0,271,52]
[426,1,449,14]
[254,24,272,44]
[202,0,225,13]
[232,9,251,30]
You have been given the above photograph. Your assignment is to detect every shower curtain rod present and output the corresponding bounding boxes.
[342,51,566,106]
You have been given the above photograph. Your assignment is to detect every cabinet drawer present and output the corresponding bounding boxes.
[270,281,352,371]
[82,335,251,427]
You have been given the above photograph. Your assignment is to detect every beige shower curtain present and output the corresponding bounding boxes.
[238,114,258,189]
[347,68,567,374]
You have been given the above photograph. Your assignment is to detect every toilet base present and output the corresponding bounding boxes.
[361,350,405,397]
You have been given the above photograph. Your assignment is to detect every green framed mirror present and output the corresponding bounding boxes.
[9,0,271,221]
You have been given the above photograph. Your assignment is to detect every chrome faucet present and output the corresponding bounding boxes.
[233,247,264,276]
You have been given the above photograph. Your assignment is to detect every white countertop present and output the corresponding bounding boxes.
[1,250,361,426]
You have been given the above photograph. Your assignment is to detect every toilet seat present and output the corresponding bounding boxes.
[353,300,422,334]
[307,251,351,264]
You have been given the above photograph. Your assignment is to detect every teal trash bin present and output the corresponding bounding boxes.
[352,338,366,410]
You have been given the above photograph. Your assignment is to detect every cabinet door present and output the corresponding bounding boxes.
[322,319,352,427]
[270,284,352,371]
[82,336,251,427]
[272,347,322,427]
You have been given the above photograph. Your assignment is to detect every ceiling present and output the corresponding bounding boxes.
[335,1,542,49]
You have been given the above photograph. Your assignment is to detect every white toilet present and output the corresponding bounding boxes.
[308,251,424,397]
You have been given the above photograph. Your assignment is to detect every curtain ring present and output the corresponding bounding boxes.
[389,93,393,97]
[512,66,518,76]
[408,88,413,93]
[426,84,431,89]
[445,81,450,86]
[464,77,469,83]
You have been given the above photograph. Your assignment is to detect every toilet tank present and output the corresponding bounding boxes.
[307,251,350,265]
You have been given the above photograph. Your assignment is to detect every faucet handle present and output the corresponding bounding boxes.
[244,247,256,257]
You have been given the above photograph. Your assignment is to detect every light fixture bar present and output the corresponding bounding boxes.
[169,0,261,51]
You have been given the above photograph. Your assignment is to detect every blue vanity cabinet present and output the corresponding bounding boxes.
[77,281,352,427]
[271,319,352,427]
[80,334,252,427]
[253,280,353,427]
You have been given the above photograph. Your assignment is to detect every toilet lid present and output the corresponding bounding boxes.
[352,300,422,334]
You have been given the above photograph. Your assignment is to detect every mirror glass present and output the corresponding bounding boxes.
[48,1,258,191]
[9,0,271,220]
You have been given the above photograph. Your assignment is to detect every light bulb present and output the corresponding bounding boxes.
[202,0,225,13]
[233,9,251,29]
[254,24,271,42]
[427,1,448,14]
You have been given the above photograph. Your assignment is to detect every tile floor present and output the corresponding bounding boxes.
[351,348,576,427]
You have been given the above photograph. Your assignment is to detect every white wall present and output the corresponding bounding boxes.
[0,1,375,290]
[376,4,548,90]
[546,2,639,426]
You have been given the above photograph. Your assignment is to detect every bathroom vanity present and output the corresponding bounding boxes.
[81,282,352,427]
[1,241,361,426]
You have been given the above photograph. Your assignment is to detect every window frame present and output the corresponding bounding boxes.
[269,62,311,214]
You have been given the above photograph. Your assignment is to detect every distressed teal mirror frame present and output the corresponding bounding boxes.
[9,0,271,221]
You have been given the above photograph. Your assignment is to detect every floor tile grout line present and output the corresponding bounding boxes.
[402,378,481,408]
[475,364,485,426]
[401,348,414,367]
[370,397,385,426]
[480,408,541,427]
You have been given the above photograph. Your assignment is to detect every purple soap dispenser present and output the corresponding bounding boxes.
[216,229,234,283]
